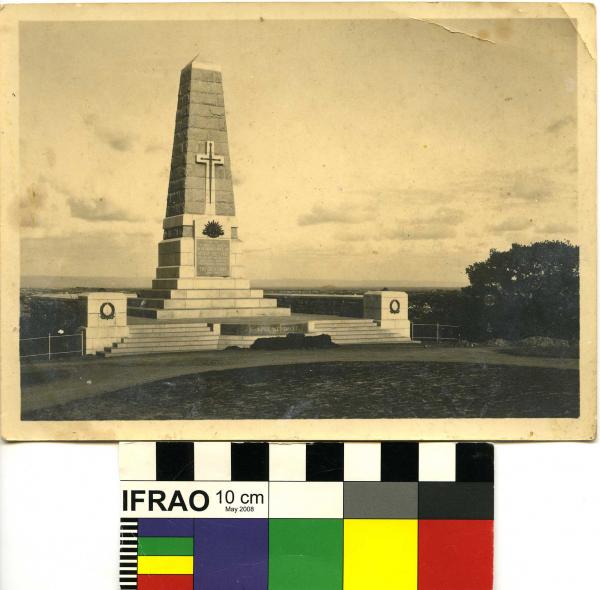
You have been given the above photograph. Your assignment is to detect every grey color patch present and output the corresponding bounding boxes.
[344,482,418,519]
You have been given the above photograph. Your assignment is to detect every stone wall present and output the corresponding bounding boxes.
[263,293,363,318]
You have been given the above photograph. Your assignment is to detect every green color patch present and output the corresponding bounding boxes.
[138,536,193,556]
[269,519,343,590]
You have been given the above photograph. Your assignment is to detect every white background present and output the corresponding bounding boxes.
[1,0,599,588]
[1,441,599,589]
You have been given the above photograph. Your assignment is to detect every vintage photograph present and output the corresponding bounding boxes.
[0,3,595,440]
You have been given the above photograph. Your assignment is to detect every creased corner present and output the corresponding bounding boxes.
[558,3,596,62]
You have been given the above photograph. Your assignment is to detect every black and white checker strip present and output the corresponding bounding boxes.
[120,442,493,483]
[119,518,138,590]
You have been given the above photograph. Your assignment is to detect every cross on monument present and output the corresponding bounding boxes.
[196,141,224,207]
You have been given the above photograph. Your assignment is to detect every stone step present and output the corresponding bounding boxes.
[125,333,218,343]
[105,343,219,356]
[312,318,375,323]
[332,338,413,345]
[128,331,213,339]
[329,332,410,341]
[312,320,378,327]
[128,325,212,334]
[310,325,383,331]
[330,334,404,341]
[128,306,291,320]
[332,333,412,341]
[312,327,393,334]
[127,327,214,334]
[114,338,219,350]
[137,288,264,300]
[152,278,251,290]
[127,331,214,339]
[128,297,278,310]
[310,326,387,334]
[320,327,396,334]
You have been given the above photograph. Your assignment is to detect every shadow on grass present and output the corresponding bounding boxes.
[22,360,579,421]
[498,347,579,359]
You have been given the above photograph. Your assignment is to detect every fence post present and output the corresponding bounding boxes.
[81,331,84,357]
[436,323,440,344]
[48,333,51,360]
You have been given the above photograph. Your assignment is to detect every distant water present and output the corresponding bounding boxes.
[21,276,153,289]
[22,275,465,291]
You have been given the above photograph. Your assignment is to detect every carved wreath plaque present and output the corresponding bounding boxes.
[389,299,401,314]
[99,302,116,320]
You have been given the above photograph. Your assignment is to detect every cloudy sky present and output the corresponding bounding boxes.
[20,17,578,286]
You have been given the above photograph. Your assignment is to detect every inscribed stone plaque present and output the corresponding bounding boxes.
[196,239,230,277]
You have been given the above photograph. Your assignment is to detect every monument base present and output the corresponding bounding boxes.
[79,292,130,354]
[361,290,412,338]
[94,291,415,356]
[128,276,291,321]
[101,314,415,356]
[378,319,411,338]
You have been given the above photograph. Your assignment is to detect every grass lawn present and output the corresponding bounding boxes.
[21,344,579,421]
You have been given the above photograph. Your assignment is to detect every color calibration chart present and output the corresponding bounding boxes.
[120,441,494,590]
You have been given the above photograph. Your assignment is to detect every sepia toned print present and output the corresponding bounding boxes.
[0,3,595,440]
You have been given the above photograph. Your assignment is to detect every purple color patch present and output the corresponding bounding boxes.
[194,519,268,590]
[138,518,194,537]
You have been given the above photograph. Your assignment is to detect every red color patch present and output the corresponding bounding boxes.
[138,574,193,590]
[418,520,493,590]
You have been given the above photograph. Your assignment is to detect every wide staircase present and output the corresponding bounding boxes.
[99,318,414,357]
[128,287,290,320]
[308,319,413,345]
[100,323,220,356]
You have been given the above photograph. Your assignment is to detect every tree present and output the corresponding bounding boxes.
[461,241,579,341]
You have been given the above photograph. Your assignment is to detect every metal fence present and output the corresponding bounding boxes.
[20,332,84,360]
[411,323,461,343]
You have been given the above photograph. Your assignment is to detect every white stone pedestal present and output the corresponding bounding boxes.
[80,292,129,354]
[363,291,411,338]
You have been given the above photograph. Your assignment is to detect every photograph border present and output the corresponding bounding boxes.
[1,2,596,441]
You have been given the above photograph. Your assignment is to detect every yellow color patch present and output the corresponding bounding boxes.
[344,519,418,590]
[137,555,194,575]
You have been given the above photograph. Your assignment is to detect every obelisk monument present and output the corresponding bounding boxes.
[129,58,290,320]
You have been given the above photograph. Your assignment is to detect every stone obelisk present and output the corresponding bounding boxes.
[128,58,290,320]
